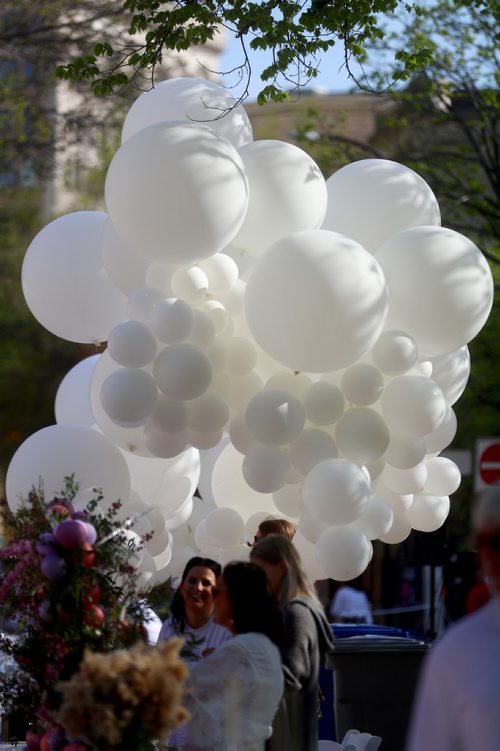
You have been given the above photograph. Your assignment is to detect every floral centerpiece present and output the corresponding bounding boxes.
[0,476,187,750]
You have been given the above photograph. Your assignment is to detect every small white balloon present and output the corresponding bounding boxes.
[143,423,190,459]
[189,429,225,450]
[340,363,384,406]
[189,392,230,434]
[302,381,345,426]
[424,404,457,455]
[355,496,394,540]
[108,320,157,367]
[204,507,245,548]
[407,493,450,532]
[245,511,274,542]
[245,389,305,447]
[424,457,461,496]
[150,396,189,434]
[228,372,264,414]
[272,483,303,519]
[102,218,149,295]
[380,461,428,495]
[303,458,371,525]
[242,446,291,493]
[289,429,338,475]
[265,370,313,398]
[372,479,414,514]
[370,329,419,376]
[381,375,447,438]
[127,287,164,324]
[225,337,258,376]
[101,368,158,426]
[298,509,325,543]
[384,434,426,469]
[148,298,194,344]
[379,512,412,544]
[228,414,256,455]
[335,407,390,464]
[154,344,212,400]
[211,443,278,519]
[171,266,209,304]
[317,526,373,581]
[189,310,216,349]
[429,346,470,406]
[292,531,327,582]
[55,355,99,428]
[198,253,239,293]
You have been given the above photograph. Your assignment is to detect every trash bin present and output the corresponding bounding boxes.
[326,630,430,751]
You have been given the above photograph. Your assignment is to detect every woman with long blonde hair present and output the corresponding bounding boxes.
[251,535,334,751]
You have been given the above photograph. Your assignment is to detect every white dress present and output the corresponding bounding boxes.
[158,616,231,747]
[185,632,284,751]
[406,597,500,751]
[329,586,373,623]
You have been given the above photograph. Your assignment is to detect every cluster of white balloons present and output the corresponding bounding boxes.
[8,76,494,586]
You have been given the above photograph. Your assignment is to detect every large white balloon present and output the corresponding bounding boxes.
[121,76,253,148]
[322,159,441,252]
[376,226,494,356]
[101,218,149,295]
[233,140,328,255]
[303,458,371,525]
[6,424,130,512]
[245,229,388,373]
[105,121,249,264]
[21,211,127,343]
[317,526,373,581]
[55,355,99,428]
[429,346,470,405]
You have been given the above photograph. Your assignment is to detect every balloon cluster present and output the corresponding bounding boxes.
[9,77,494,583]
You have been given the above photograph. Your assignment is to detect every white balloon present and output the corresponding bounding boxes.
[372,479,413,514]
[381,375,447,438]
[245,229,388,372]
[225,337,258,376]
[6,424,130,513]
[364,456,386,483]
[292,530,327,582]
[289,429,338,475]
[323,159,441,252]
[429,346,470,405]
[127,287,164,324]
[121,76,253,148]
[379,512,412,544]
[303,458,371,525]
[407,493,450,532]
[265,370,313,398]
[376,226,494,356]
[189,428,225,450]
[143,423,190,459]
[370,329,419,376]
[219,277,246,317]
[148,298,194,344]
[245,511,274,542]
[101,368,158,426]
[242,446,290,493]
[340,363,384,406]
[424,404,457,455]
[171,266,209,304]
[211,443,278,520]
[380,461,428,495]
[229,414,257,455]
[334,407,390,464]
[204,507,245,548]
[154,344,212,400]
[108,321,157,367]
[150,396,189,434]
[189,310,216,349]
[101,218,149,295]
[164,495,194,530]
[106,121,249,264]
[245,389,305,446]
[198,253,239,294]
[298,509,325,543]
[316,526,372,581]
[355,496,394,540]
[384,434,426,469]
[145,263,175,296]
[302,382,345,426]
[217,545,251,566]
[55,355,99,428]
[21,211,127,343]
[424,457,461,496]
[233,140,328,255]
[272,483,303,519]
[189,392,230,434]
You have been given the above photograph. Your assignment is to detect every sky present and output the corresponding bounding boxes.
[218,33,361,102]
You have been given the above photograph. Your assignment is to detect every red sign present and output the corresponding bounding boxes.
[479,442,500,486]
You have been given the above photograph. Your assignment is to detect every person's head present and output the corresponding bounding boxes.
[250,534,314,606]
[170,557,222,631]
[472,487,500,595]
[213,561,284,645]
[252,517,296,546]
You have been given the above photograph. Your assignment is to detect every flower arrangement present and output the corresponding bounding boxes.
[56,639,188,751]
[0,475,186,750]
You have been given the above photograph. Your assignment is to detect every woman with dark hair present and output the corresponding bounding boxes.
[184,562,285,751]
[158,557,231,749]
[250,535,335,751]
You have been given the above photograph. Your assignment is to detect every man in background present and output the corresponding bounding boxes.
[406,486,500,751]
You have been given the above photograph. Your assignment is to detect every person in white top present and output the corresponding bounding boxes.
[405,486,500,751]
[158,557,231,748]
[184,561,285,751]
[328,579,373,624]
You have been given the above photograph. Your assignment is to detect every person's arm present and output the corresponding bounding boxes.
[280,602,314,691]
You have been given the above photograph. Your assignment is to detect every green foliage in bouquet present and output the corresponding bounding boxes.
[0,476,150,740]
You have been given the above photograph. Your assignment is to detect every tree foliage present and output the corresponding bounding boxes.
[55,0,437,103]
